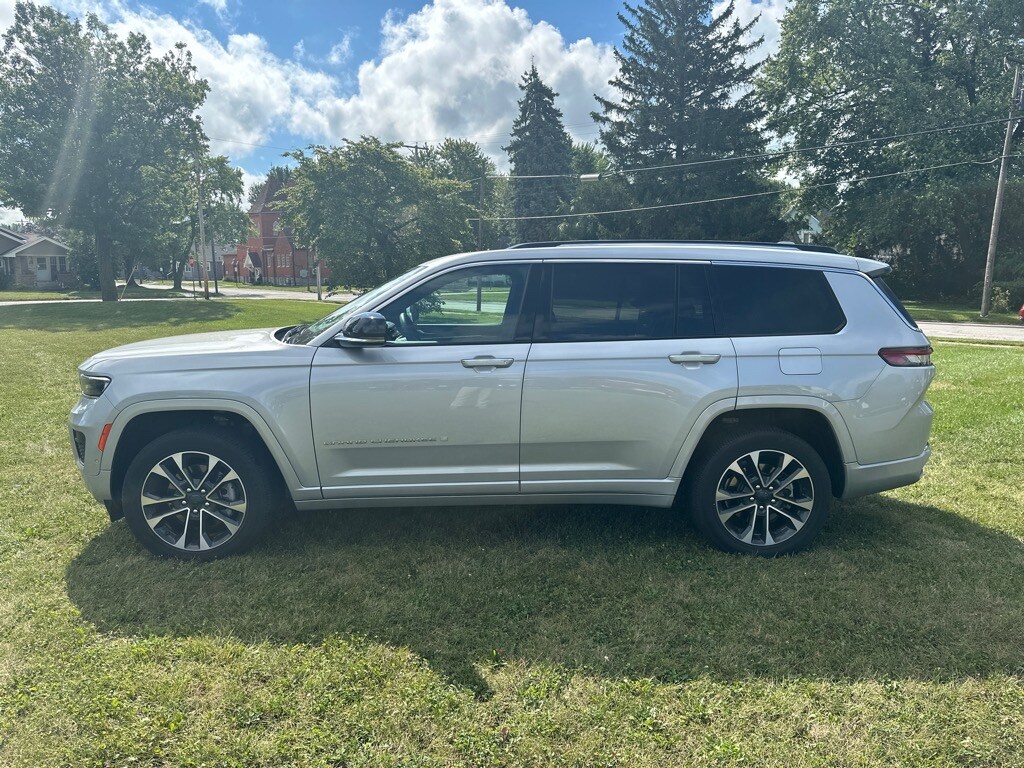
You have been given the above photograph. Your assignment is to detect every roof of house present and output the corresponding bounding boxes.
[249,176,292,215]
[0,229,70,258]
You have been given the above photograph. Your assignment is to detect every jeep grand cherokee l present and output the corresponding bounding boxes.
[70,241,934,559]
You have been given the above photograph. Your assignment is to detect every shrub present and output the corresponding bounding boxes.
[993,281,1024,311]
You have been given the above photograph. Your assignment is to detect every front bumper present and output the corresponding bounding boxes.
[68,392,117,503]
[840,444,931,500]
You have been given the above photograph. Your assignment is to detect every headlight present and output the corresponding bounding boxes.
[79,372,111,398]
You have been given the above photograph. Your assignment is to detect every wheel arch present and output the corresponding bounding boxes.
[676,401,853,500]
[106,401,308,510]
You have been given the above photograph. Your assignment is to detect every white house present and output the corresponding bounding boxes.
[0,226,74,288]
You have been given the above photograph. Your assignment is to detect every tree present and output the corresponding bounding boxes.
[280,137,474,291]
[759,0,1024,296]
[504,65,574,242]
[0,2,207,300]
[559,142,636,240]
[422,138,498,248]
[593,0,784,241]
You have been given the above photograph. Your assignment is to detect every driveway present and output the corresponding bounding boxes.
[919,321,1024,343]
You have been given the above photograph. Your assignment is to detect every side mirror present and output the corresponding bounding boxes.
[335,311,388,347]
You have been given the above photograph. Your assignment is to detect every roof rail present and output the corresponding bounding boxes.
[507,239,840,254]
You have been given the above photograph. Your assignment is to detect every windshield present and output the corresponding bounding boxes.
[286,264,431,345]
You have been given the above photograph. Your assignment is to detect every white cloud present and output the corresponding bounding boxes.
[198,0,227,17]
[306,0,618,153]
[238,166,265,201]
[42,0,617,168]
[0,0,16,30]
[114,0,613,163]
[717,0,788,64]
[0,206,23,225]
[326,34,352,66]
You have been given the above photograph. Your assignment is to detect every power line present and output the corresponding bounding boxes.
[473,116,1019,182]
[595,117,1017,177]
[475,154,1021,222]
[208,115,1016,182]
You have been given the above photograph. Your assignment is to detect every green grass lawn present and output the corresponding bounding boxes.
[0,284,188,301]
[905,300,1020,324]
[2,300,1024,766]
[148,278,327,294]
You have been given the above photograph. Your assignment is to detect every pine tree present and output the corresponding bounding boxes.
[594,0,784,241]
[504,65,574,242]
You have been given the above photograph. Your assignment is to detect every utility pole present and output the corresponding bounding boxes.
[981,61,1022,317]
[196,160,210,300]
[211,237,219,295]
[478,168,486,250]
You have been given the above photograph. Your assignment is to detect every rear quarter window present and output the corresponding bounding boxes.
[872,277,919,329]
[711,265,846,337]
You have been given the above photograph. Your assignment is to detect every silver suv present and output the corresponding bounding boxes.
[69,242,934,559]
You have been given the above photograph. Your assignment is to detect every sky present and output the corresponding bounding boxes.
[0,0,788,223]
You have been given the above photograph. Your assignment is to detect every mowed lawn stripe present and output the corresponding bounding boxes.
[1,299,1023,767]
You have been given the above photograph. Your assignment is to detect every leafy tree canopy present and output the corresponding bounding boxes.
[0,1,209,300]
[594,0,785,242]
[505,65,575,242]
[760,0,1024,295]
[281,137,474,291]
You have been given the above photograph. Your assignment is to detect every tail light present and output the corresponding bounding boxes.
[879,346,933,367]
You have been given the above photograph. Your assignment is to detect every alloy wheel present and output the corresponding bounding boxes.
[140,451,247,551]
[714,449,815,547]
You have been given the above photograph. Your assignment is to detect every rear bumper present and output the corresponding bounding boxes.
[840,445,931,500]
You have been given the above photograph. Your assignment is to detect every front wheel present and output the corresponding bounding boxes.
[121,427,276,560]
[688,429,832,556]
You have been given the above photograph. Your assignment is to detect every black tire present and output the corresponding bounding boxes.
[121,427,277,561]
[688,428,832,556]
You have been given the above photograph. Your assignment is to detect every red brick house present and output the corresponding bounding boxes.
[226,177,330,287]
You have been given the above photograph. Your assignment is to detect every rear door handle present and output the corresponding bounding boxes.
[669,353,721,365]
[461,357,515,369]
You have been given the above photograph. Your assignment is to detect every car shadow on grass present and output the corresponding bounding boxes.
[67,496,1024,696]
[0,300,239,331]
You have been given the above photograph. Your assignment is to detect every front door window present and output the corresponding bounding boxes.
[380,263,531,345]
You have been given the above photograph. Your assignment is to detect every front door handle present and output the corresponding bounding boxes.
[669,352,721,365]
[461,357,515,369]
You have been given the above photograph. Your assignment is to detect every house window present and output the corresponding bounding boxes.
[58,256,67,272]
[36,257,46,270]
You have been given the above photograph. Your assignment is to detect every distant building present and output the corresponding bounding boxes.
[225,176,329,286]
[0,226,74,289]
[783,207,826,244]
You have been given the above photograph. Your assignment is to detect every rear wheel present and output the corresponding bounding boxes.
[121,428,276,560]
[688,429,832,555]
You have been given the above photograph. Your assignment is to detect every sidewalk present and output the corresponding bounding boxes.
[0,283,354,307]
[918,321,1024,343]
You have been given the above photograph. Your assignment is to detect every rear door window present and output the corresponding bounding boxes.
[711,265,846,336]
[542,262,677,342]
[537,262,715,342]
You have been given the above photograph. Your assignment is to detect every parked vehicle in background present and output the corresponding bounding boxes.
[70,241,934,559]
[1018,303,1024,322]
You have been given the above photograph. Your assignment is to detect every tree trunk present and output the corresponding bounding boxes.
[124,253,138,286]
[172,231,195,290]
[95,226,117,302]
[173,257,186,291]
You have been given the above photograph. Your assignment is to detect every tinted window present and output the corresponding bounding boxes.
[712,265,846,336]
[545,263,674,341]
[540,262,713,342]
[677,264,715,338]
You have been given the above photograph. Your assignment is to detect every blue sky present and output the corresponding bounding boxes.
[0,0,784,217]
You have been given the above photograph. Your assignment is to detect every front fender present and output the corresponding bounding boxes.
[102,398,321,501]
